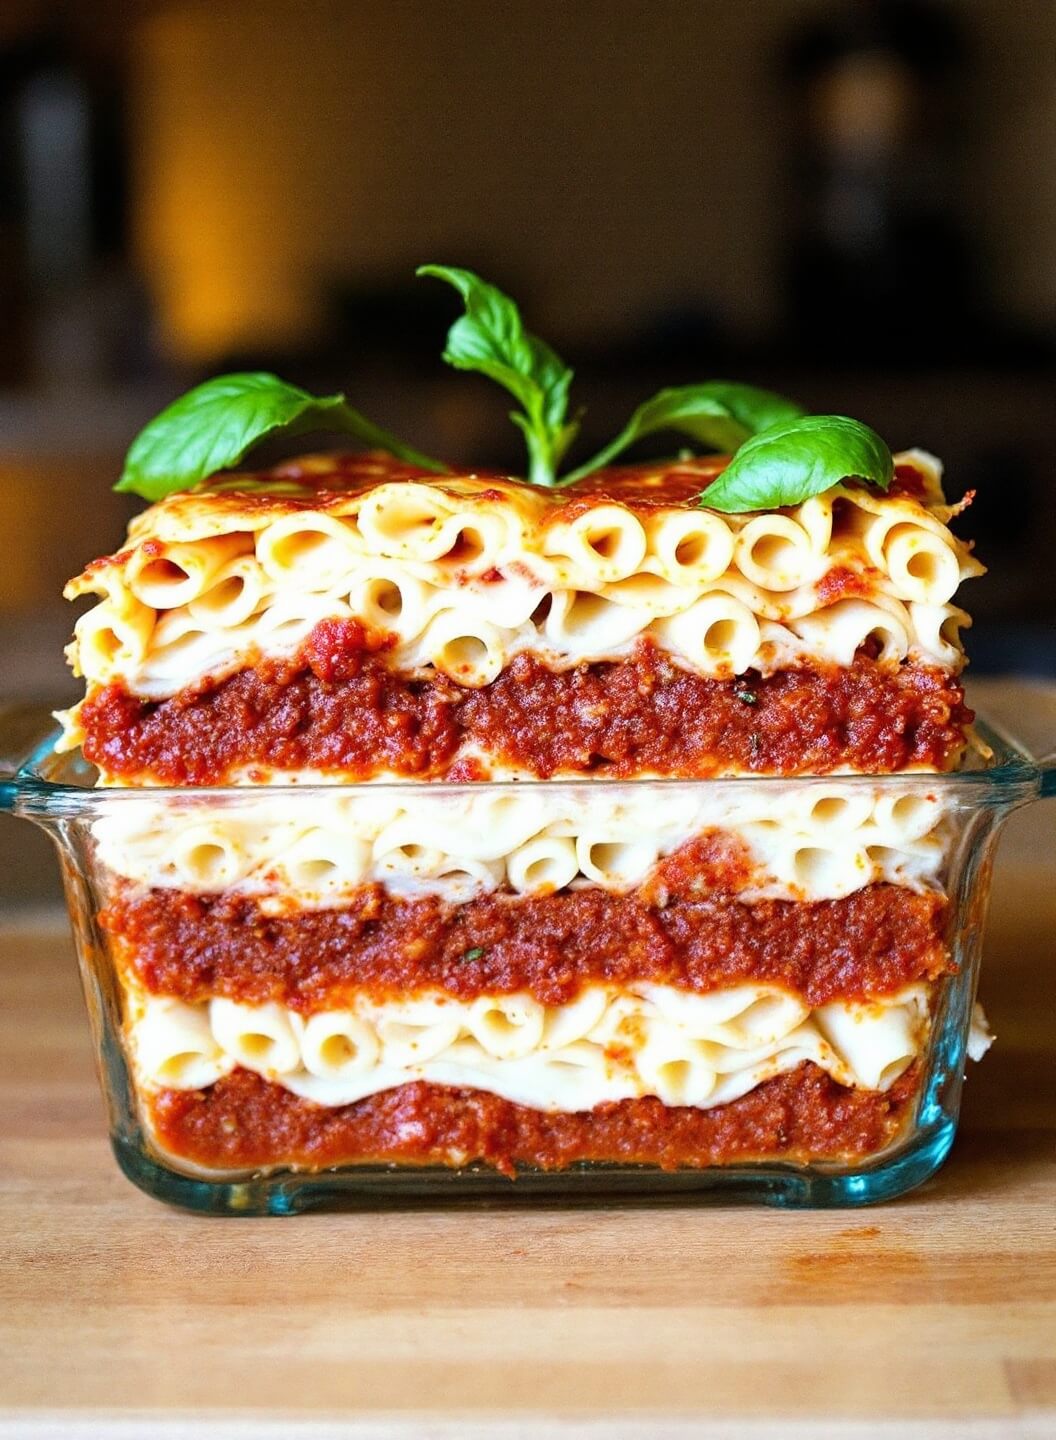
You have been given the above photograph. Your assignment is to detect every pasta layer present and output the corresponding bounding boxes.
[99,878,951,1010]
[61,452,981,742]
[145,1063,921,1175]
[67,558,969,702]
[90,783,949,907]
[130,983,929,1112]
[72,637,972,785]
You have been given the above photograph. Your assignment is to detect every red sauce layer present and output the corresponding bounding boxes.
[79,628,971,783]
[148,1064,919,1175]
[101,864,951,1009]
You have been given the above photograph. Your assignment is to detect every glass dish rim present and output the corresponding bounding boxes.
[2,708,1050,820]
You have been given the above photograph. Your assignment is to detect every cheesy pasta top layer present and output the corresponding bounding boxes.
[63,451,980,712]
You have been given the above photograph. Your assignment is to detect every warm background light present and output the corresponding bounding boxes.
[127,0,1056,361]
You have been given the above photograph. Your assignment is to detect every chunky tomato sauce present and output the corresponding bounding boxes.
[101,866,950,1010]
[147,1064,919,1175]
[79,627,971,784]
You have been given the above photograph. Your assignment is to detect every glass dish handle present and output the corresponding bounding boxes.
[968,677,1056,798]
[0,702,59,809]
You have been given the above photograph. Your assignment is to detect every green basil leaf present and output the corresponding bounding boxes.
[417,265,577,486]
[561,381,804,483]
[115,372,447,501]
[698,414,893,513]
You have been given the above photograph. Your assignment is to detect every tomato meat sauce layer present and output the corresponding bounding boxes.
[147,1063,919,1175]
[101,858,951,1009]
[79,624,971,783]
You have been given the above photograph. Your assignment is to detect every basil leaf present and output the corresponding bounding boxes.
[417,265,577,486]
[115,372,447,501]
[561,381,804,483]
[698,414,893,514]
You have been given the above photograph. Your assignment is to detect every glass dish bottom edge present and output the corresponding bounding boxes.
[111,1115,959,1216]
[105,990,969,1215]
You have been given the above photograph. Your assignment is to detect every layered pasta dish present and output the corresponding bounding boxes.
[59,447,986,1177]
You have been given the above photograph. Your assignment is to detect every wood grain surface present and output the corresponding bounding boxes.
[0,799,1053,1438]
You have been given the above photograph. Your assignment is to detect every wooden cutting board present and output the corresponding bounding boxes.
[0,801,1053,1439]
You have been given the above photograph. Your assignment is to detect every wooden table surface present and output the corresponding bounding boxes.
[1,798,1054,1438]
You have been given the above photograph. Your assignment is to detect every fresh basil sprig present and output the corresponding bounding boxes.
[417,265,578,488]
[413,268,892,509]
[113,268,895,513]
[561,382,806,484]
[697,414,893,513]
[115,372,447,501]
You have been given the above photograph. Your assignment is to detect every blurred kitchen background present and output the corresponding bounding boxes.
[0,0,1054,898]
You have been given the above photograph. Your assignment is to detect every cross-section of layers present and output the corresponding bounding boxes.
[92,782,968,1174]
[60,451,979,785]
[66,451,984,1176]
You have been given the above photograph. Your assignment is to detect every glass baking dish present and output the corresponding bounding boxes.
[1,692,1052,1214]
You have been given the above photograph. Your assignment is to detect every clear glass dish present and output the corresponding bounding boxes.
[1,693,1052,1214]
